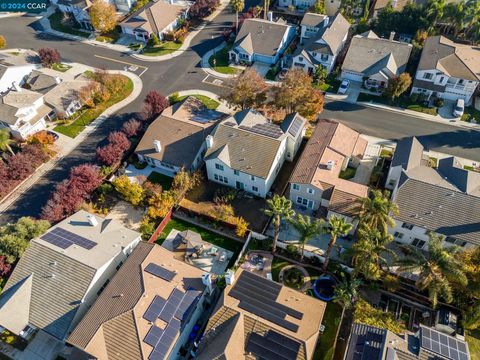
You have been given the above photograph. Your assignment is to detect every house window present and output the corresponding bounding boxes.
[321,54,328,61]
[299,56,304,61]
[252,186,259,192]
[312,52,317,57]
[423,73,433,80]
[251,175,255,181]
[456,240,467,247]
[293,184,300,191]
[401,223,414,230]
[240,53,249,60]
[445,236,456,243]
[307,188,314,194]
[394,232,404,239]
[215,174,228,183]
[214,174,219,180]
[446,237,467,247]
[412,238,426,248]
[215,163,224,171]
[439,76,444,83]
[234,170,239,176]
[458,79,464,85]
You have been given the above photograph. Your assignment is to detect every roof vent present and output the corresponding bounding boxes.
[206,135,213,149]
[87,214,98,227]
[326,160,335,170]
[153,140,161,153]
[50,261,57,266]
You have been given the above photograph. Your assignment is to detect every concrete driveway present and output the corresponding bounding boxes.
[437,100,458,121]
[345,81,362,103]
[252,62,271,77]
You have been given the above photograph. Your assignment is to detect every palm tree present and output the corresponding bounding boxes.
[443,2,466,38]
[426,0,446,29]
[348,228,396,280]
[323,216,352,272]
[230,0,244,33]
[396,233,468,308]
[334,273,362,310]
[288,214,324,261]
[264,195,294,253]
[355,189,398,236]
[0,129,14,156]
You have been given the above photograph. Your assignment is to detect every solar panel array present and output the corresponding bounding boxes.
[288,117,304,137]
[142,288,202,360]
[351,329,384,360]
[40,227,97,250]
[229,271,303,332]
[239,123,284,139]
[246,330,302,360]
[145,263,176,282]
[421,326,469,360]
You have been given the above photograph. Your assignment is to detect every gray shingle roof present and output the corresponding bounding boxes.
[391,137,424,170]
[233,18,292,57]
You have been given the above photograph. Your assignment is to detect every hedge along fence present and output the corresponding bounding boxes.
[147,207,173,243]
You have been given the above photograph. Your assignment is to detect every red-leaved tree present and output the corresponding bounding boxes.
[38,48,61,68]
[96,143,122,166]
[122,119,142,137]
[108,131,130,153]
[0,256,12,277]
[143,90,169,120]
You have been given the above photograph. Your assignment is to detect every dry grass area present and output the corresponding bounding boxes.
[107,200,144,230]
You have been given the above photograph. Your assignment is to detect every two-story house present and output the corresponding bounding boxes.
[0,85,54,140]
[289,119,369,230]
[229,18,296,66]
[411,36,480,104]
[135,96,227,177]
[0,210,141,359]
[292,12,350,75]
[386,137,480,251]
[341,30,412,91]
[204,109,306,198]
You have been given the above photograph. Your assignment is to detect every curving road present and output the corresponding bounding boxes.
[0,11,480,223]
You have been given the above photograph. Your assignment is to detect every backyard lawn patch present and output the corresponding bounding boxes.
[208,46,238,75]
[467,330,480,360]
[176,94,220,110]
[143,41,182,56]
[147,171,173,190]
[49,11,91,38]
[313,302,343,360]
[339,167,356,180]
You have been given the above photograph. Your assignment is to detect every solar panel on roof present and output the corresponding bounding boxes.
[41,227,97,250]
[143,296,166,322]
[421,326,470,360]
[144,326,163,347]
[238,301,299,332]
[288,117,303,137]
[362,344,382,360]
[145,263,176,282]
[266,330,301,352]
[366,331,384,344]
[247,333,299,360]
[41,232,72,249]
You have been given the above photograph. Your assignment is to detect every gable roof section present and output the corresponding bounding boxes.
[342,31,412,76]
[0,274,32,334]
[391,136,424,170]
[1,241,97,340]
[300,13,327,28]
[418,36,480,81]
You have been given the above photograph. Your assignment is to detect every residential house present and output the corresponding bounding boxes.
[120,0,188,42]
[289,119,369,230]
[371,0,411,18]
[0,210,141,359]
[24,68,74,94]
[135,96,227,177]
[299,13,328,42]
[229,18,296,66]
[161,228,234,274]
[204,109,306,198]
[411,36,480,104]
[386,136,480,251]
[0,85,54,139]
[67,242,209,360]
[196,269,326,360]
[0,63,36,94]
[277,0,316,12]
[345,323,471,360]
[292,12,350,75]
[341,30,412,91]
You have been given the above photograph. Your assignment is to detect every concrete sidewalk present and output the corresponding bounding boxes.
[0,64,143,212]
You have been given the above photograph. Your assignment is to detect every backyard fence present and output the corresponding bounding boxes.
[147,207,173,243]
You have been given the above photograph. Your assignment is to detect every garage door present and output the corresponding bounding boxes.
[341,70,363,82]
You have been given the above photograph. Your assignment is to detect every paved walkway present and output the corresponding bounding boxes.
[0,63,142,212]
[351,157,375,185]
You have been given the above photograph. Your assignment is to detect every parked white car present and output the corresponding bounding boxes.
[453,98,465,117]
[338,79,350,95]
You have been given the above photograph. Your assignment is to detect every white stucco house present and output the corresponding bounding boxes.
[204,110,307,198]
[292,12,350,75]
[410,36,480,104]
[341,30,412,92]
[119,0,188,42]
[386,137,480,251]
[229,18,296,66]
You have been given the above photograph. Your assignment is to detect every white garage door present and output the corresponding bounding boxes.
[341,70,363,82]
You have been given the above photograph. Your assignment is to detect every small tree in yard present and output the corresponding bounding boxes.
[0,36,6,49]
[112,175,144,205]
[171,169,201,202]
[143,90,170,120]
[0,129,15,156]
[90,0,117,33]
[235,217,249,237]
[323,216,352,271]
[38,48,61,68]
[385,72,412,101]
[148,33,160,46]
[79,82,100,108]
[96,143,122,166]
[223,68,267,110]
[147,190,176,219]
[122,119,142,137]
[288,214,324,261]
[108,131,131,152]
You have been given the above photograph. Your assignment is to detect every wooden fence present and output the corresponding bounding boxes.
[147,207,173,243]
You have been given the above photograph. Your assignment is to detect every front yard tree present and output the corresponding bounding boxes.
[310,0,326,14]
[143,90,170,120]
[223,68,267,109]
[396,233,468,308]
[38,47,61,68]
[385,72,412,101]
[90,0,117,33]
[288,214,324,261]
[122,119,142,137]
[0,129,15,156]
[148,33,160,46]
[323,216,352,271]
[0,35,6,49]
[355,189,398,236]
[230,0,244,33]
[263,195,294,253]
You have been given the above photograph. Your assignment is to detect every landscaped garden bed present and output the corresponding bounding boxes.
[48,11,91,38]
[51,63,72,72]
[461,107,480,123]
[208,45,238,75]
[358,93,438,116]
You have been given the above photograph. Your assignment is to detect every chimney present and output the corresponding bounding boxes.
[153,140,161,153]
[202,273,214,294]
[326,160,335,170]
[389,31,396,41]
[225,269,235,285]
[55,76,61,84]
[12,81,21,92]
[87,214,98,227]
[206,135,213,149]
[267,11,273,22]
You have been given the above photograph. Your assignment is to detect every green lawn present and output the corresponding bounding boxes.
[462,107,480,123]
[339,167,356,180]
[51,63,72,72]
[313,302,343,360]
[143,41,182,56]
[208,46,238,75]
[467,330,480,360]
[177,94,220,110]
[147,171,173,190]
[156,218,243,264]
[48,11,91,38]
[358,93,438,116]
[271,257,291,282]
[54,77,133,138]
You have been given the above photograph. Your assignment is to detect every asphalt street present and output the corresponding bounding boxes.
[0,11,480,223]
